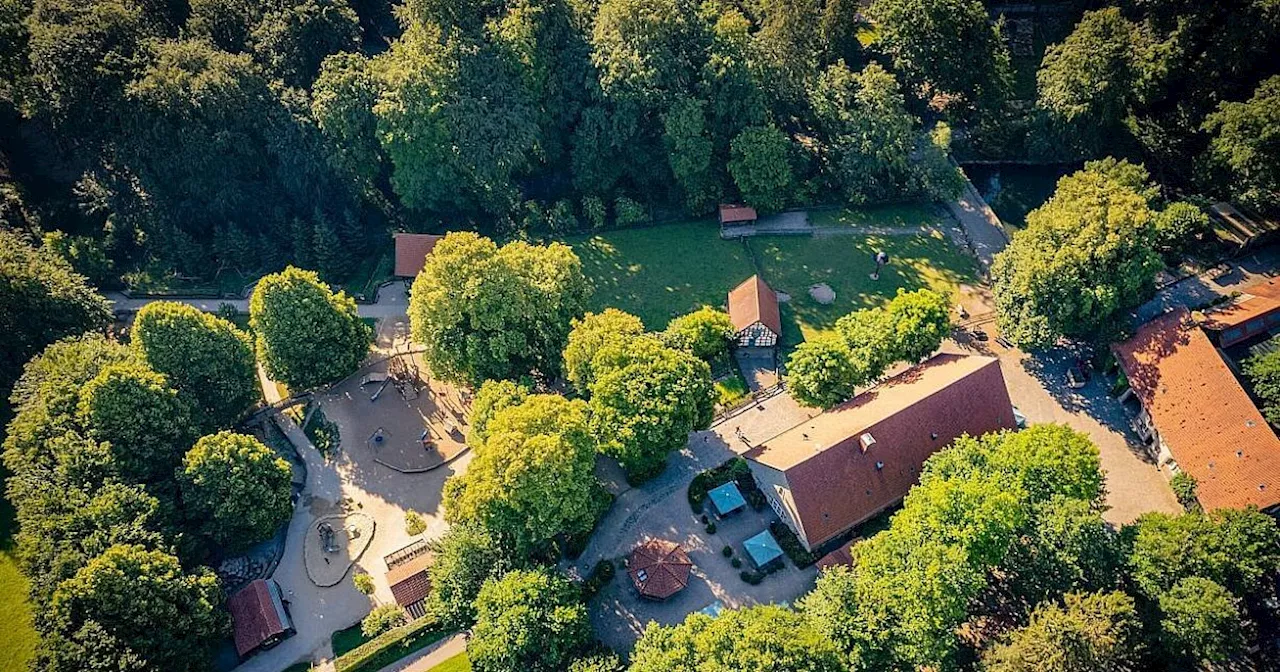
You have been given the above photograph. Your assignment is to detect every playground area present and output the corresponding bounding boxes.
[319,352,469,473]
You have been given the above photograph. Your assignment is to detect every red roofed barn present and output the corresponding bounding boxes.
[228,579,294,659]
[1113,307,1280,512]
[728,275,782,348]
[394,233,443,278]
[745,354,1016,551]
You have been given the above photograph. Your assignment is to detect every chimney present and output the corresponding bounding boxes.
[859,432,876,452]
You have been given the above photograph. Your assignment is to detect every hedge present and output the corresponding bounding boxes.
[688,458,766,513]
[769,521,820,568]
[333,617,451,672]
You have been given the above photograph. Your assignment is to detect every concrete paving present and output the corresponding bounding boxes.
[374,633,466,672]
[104,281,413,319]
[945,175,1011,276]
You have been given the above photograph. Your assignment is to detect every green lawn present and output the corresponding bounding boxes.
[807,203,939,229]
[430,652,470,672]
[0,487,37,672]
[332,622,372,657]
[715,373,749,407]
[558,220,756,331]
[558,213,977,353]
[751,231,977,348]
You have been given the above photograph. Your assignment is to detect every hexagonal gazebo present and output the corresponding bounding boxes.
[628,539,693,601]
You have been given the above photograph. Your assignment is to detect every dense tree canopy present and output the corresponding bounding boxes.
[662,307,732,362]
[587,335,714,480]
[178,431,294,551]
[1157,577,1245,665]
[0,229,111,402]
[563,309,646,394]
[865,0,1011,115]
[992,160,1163,348]
[788,288,950,408]
[131,301,258,430]
[1204,75,1280,215]
[1245,347,1280,424]
[77,362,194,483]
[444,394,602,556]
[630,605,843,672]
[424,523,517,629]
[250,266,370,391]
[46,544,226,672]
[802,425,1105,671]
[468,568,592,672]
[981,591,1144,672]
[410,233,590,385]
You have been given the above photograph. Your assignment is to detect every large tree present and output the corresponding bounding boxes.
[1123,508,1280,601]
[563,309,646,394]
[587,335,714,480]
[131,301,257,431]
[728,125,794,213]
[424,523,516,628]
[785,335,867,409]
[443,394,602,556]
[178,431,294,551]
[1036,8,1142,155]
[1245,346,1280,424]
[0,230,111,403]
[1204,75,1280,215]
[409,232,589,385]
[1157,577,1246,665]
[250,266,370,391]
[45,544,226,672]
[865,0,1011,115]
[468,568,592,672]
[631,605,844,672]
[663,306,732,361]
[981,591,1144,672]
[992,160,1162,348]
[77,362,194,483]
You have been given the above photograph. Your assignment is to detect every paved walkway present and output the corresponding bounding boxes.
[1133,245,1280,325]
[375,633,466,672]
[945,175,1011,276]
[104,282,411,319]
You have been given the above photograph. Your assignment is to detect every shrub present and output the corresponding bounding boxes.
[583,196,607,230]
[700,515,709,524]
[305,406,341,459]
[353,573,375,595]
[705,522,717,534]
[333,617,446,672]
[722,546,733,557]
[405,510,427,536]
[361,604,408,638]
[731,557,742,569]
[1170,472,1200,511]
[615,196,649,226]
[688,458,755,513]
[769,521,820,568]
[740,570,763,585]
[582,559,617,599]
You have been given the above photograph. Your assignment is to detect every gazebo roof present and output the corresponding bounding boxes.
[743,529,784,567]
[628,539,693,600]
[707,481,747,516]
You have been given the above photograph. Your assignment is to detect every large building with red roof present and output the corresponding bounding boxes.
[1113,307,1280,512]
[745,353,1017,551]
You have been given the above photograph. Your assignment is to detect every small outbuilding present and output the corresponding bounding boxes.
[228,579,295,660]
[393,232,444,279]
[728,275,782,348]
[707,481,747,517]
[385,539,435,619]
[718,203,758,226]
[628,539,693,601]
[743,529,784,570]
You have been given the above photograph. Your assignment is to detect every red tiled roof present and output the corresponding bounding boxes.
[1202,280,1280,338]
[719,204,758,224]
[815,542,855,571]
[394,233,443,278]
[747,354,1016,549]
[728,275,782,337]
[228,580,288,657]
[387,552,435,608]
[1113,308,1280,511]
[628,539,692,600]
